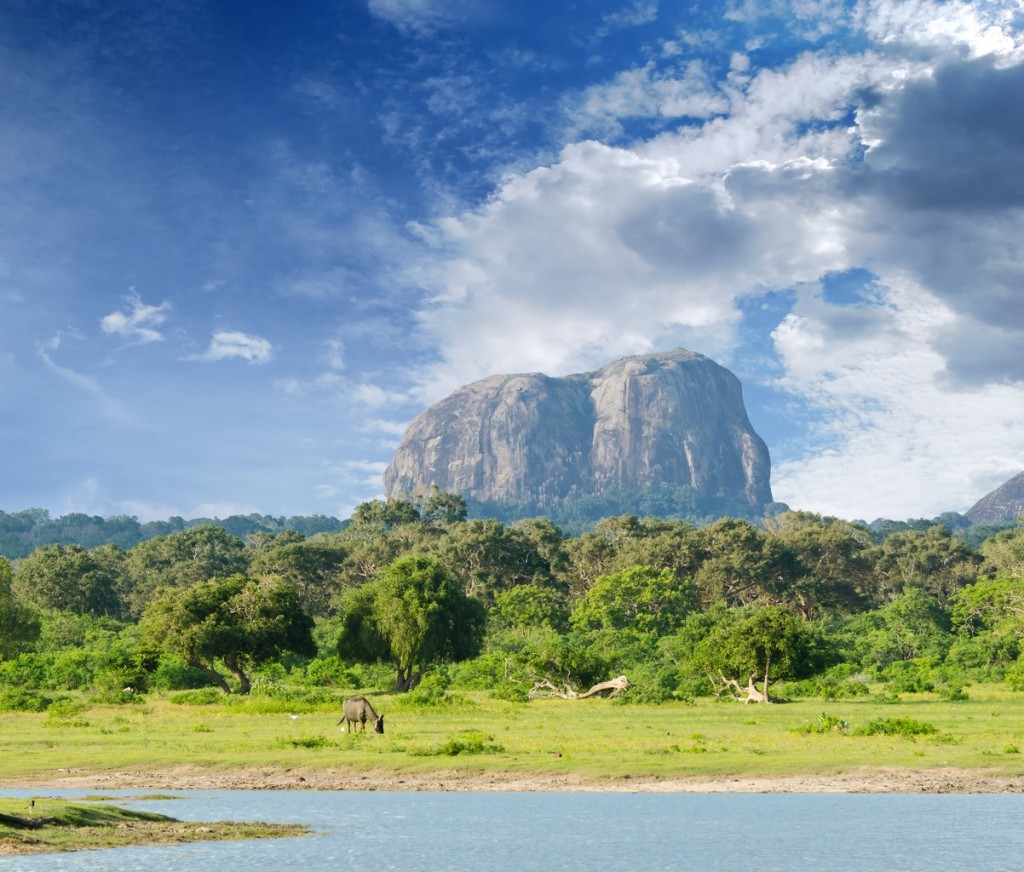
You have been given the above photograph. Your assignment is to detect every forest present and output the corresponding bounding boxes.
[2,490,1024,712]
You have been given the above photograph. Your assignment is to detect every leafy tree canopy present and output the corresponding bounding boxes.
[336,554,485,691]
[140,574,315,693]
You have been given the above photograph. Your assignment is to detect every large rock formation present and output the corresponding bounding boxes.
[384,349,773,513]
[965,471,1024,523]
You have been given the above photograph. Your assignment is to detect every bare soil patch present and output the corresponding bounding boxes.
[9,765,1024,794]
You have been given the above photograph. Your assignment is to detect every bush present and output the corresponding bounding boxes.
[1005,662,1024,692]
[877,660,936,693]
[392,671,471,708]
[169,688,223,705]
[0,654,47,690]
[779,665,870,700]
[0,687,52,712]
[302,658,361,688]
[794,712,849,734]
[489,682,529,703]
[150,655,218,691]
[853,717,938,737]
[277,734,332,749]
[411,730,504,756]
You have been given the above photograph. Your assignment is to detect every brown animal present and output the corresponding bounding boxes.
[339,697,384,734]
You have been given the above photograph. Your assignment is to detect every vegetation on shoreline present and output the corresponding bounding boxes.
[0,796,307,855]
[2,493,1024,739]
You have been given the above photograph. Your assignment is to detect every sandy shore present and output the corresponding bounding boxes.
[6,765,1024,794]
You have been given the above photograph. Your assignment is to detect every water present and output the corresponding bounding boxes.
[1,789,1021,871]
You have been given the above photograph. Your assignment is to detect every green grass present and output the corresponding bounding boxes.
[0,797,307,854]
[3,686,1024,786]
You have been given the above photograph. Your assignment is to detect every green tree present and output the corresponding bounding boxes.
[125,526,248,615]
[675,605,826,700]
[871,525,980,604]
[850,587,951,667]
[979,528,1024,579]
[140,575,315,693]
[768,512,876,616]
[416,488,468,527]
[570,566,696,636]
[13,544,122,616]
[491,584,570,634]
[336,555,485,691]
[949,575,1024,666]
[429,519,558,606]
[0,558,39,659]
[692,519,797,608]
[248,537,349,617]
[350,498,421,530]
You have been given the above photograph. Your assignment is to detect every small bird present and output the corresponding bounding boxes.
[288,714,300,720]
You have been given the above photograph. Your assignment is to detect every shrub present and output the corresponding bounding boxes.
[169,688,223,706]
[411,730,504,756]
[489,682,529,703]
[853,717,938,737]
[878,660,936,693]
[795,712,849,734]
[302,658,361,688]
[150,654,217,691]
[277,734,332,749]
[0,687,52,712]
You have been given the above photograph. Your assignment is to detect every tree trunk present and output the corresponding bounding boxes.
[187,658,233,694]
[395,664,422,692]
[223,653,251,695]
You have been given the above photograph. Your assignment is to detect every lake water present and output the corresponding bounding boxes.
[1,788,1022,871]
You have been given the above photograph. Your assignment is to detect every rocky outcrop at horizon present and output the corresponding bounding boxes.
[384,349,773,513]
[965,471,1024,524]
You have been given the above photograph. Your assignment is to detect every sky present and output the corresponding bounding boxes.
[2,0,1024,525]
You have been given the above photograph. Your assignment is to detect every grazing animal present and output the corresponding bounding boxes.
[340,697,384,734]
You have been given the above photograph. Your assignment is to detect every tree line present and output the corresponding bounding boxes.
[2,491,1024,708]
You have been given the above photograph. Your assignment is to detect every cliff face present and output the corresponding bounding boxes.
[384,349,773,511]
[965,471,1024,523]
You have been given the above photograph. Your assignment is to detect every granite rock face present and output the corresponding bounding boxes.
[384,349,773,511]
[965,471,1024,523]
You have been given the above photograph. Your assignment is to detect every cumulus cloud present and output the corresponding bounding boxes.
[188,330,274,364]
[100,289,171,344]
[770,276,1024,518]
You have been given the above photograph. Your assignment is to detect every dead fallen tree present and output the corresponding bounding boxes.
[528,675,630,700]
[0,811,57,829]
[708,669,771,703]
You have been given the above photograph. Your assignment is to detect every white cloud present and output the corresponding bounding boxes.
[36,332,135,424]
[353,382,410,408]
[324,339,345,371]
[570,60,730,135]
[100,289,171,344]
[771,276,1024,518]
[362,417,410,437]
[366,0,483,36]
[188,330,274,364]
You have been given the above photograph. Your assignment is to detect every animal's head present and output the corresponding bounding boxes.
[374,714,385,734]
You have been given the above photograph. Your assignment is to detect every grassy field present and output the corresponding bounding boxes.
[3,686,1024,787]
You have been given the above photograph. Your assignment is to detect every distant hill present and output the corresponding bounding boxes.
[0,510,344,560]
[385,349,773,520]
[965,471,1024,524]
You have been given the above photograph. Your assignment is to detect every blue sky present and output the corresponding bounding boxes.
[3,0,1024,523]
